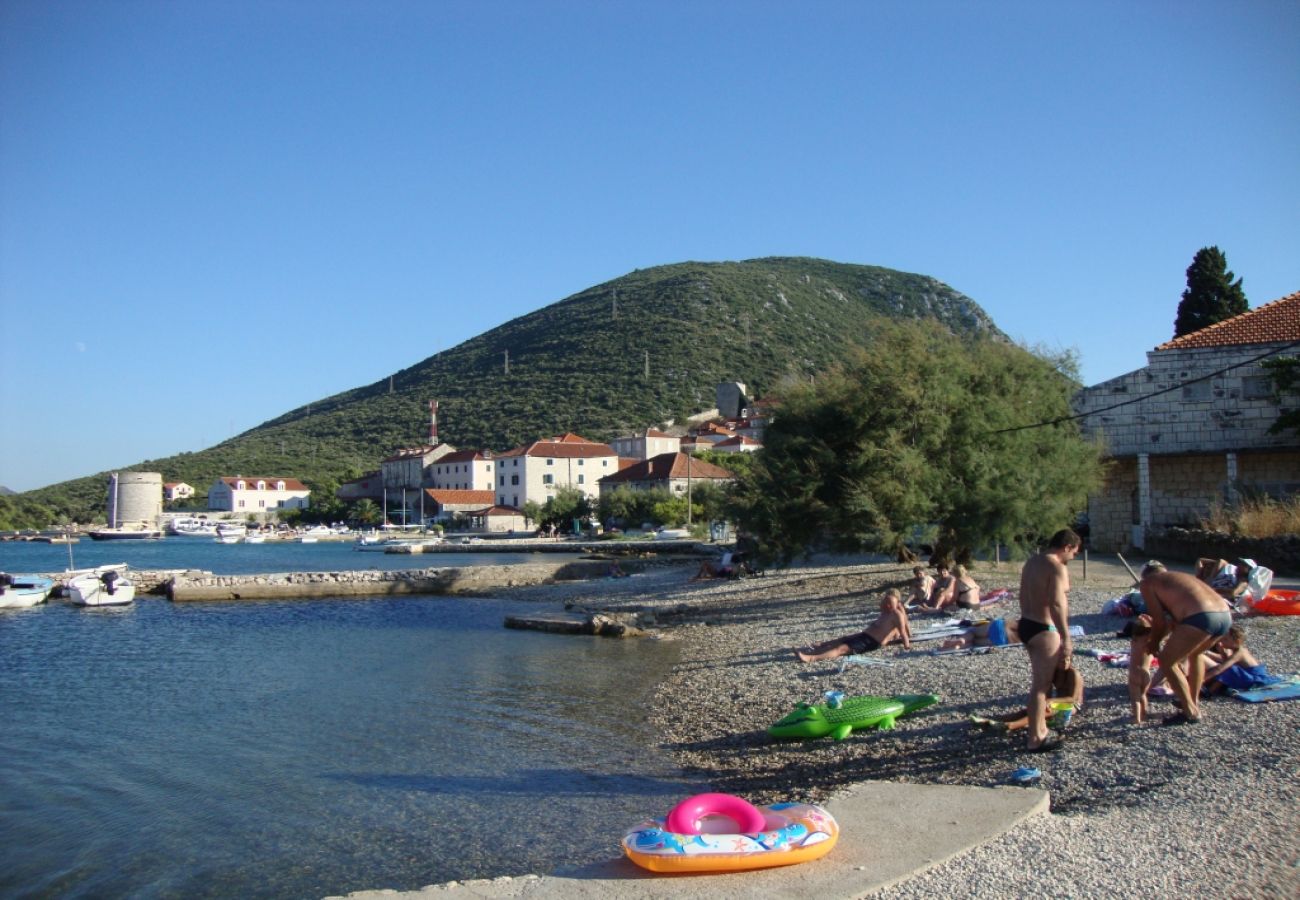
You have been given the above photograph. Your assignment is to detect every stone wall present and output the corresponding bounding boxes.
[167,560,624,602]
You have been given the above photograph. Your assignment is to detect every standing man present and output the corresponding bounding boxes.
[1138,561,1233,725]
[1017,528,1082,751]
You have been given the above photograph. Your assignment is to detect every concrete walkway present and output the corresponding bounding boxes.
[329,780,1049,899]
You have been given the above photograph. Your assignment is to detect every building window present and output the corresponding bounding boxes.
[543,474,554,485]
[578,459,584,466]
[577,474,585,484]
[1243,376,1273,400]
[238,500,245,508]
[511,475,519,485]
[259,500,266,508]
[499,476,505,486]
[547,459,554,466]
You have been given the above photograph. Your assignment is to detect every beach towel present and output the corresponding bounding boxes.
[1231,675,1300,703]
[836,654,897,674]
[980,588,1012,606]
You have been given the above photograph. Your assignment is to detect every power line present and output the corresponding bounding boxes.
[989,339,1300,435]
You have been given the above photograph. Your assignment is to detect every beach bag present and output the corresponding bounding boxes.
[1247,565,1274,602]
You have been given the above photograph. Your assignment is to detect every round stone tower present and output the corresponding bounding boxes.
[107,471,163,528]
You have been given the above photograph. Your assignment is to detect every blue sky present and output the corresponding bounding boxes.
[2,1,1297,493]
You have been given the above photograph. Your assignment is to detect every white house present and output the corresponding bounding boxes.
[493,432,620,509]
[164,482,194,501]
[208,476,311,513]
[710,434,763,453]
[609,429,681,460]
[427,448,496,491]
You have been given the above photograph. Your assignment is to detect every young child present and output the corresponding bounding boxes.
[1203,624,1281,694]
[907,566,934,608]
[1127,614,1155,724]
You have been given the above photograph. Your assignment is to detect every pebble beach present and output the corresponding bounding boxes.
[503,554,1300,898]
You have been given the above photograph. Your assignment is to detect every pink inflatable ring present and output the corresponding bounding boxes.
[664,792,767,835]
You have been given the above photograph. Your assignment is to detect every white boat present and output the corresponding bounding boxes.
[0,573,55,609]
[298,525,333,543]
[354,536,420,552]
[214,523,248,544]
[242,532,267,544]
[170,517,221,538]
[65,566,135,607]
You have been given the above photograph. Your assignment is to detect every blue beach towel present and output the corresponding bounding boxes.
[1232,675,1300,703]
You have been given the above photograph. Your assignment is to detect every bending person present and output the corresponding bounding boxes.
[1138,561,1233,726]
[796,589,911,661]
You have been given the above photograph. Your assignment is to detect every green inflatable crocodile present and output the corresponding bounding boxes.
[768,693,940,741]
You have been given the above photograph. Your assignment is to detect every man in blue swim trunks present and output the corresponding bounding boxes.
[1017,528,1081,752]
[1138,561,1234,726]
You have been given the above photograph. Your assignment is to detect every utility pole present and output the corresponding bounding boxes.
[686,452,693,525]
[504,349,510,375]
[644,350,649,378]
[612,290,618,320]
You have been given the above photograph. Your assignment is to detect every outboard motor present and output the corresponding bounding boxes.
[0,572,11,594]
[100,570,119,596]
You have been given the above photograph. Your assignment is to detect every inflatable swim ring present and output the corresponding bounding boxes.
[768,693,939,740]
[1248,589,1300,617]
[622,793,838,873]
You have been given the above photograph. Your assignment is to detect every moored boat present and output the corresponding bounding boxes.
[65,566,135,607]
[88,527,163,541]
[0,573,55,609]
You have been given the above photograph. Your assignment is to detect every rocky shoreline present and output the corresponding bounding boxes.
[491,555,1299,898]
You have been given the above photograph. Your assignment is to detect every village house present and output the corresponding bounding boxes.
[336,472,383,502]
[163,482,194,502]
[598,451,735,496]
[381,444,456,491]
[709,434,763,453]
[461,505,529,534]
[493,432,620,510]
[420,489,496,523]
[608,429,680,460]
[1072,290,1300,552]
[208,476,311,513]
[427,448,496,491]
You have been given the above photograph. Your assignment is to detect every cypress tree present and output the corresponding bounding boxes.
[1173,246,1248,337]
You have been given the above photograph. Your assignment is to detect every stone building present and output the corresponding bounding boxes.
[1073,290,1299,552]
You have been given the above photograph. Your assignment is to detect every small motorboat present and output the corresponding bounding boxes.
[65,567,135,607]
[0,573,55,609]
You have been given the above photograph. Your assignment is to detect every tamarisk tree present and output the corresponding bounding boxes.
[726,320,1102,565]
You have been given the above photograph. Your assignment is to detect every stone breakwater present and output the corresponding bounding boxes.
[166,559,632,602]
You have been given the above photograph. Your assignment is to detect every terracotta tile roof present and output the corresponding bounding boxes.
[218,476,309,491]
[1156,290,1300,351]
[713,435,762,448]
[498,438,617,459]
[432,448,491,464]
[601,452,735,484]
[423,489,495,504]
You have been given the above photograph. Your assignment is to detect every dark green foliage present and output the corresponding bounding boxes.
[1263,356,1300,437]
[12,257,1004,526]
[726,320,1103,565]
[1174,246,1248,337]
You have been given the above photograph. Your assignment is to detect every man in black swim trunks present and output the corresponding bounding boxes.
[1138,561,1234,725]
[796,589,912,662]
[1017,528,1081,751]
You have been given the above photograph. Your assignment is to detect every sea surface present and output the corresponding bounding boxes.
[0,535,585,577]
[0,550,695,898]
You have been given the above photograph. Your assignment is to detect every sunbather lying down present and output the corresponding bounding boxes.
[939,617,1019,651]
[796,589,911,661]
[971,666,1083,731]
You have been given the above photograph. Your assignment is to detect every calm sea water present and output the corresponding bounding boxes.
[0,536,585,577]
[0,562,695,898]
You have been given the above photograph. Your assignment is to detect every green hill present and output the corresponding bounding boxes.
[10,257,1007,525]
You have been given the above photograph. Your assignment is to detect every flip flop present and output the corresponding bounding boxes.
[1026,734,1063,753]
[1161,712,1201,727]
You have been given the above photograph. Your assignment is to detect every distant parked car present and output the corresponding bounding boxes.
[655,527,691,540]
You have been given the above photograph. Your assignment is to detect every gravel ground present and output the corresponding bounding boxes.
[503,555,1300,898]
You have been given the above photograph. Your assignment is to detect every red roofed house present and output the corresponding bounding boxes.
[427,448,497,491]
[1072,290,1300,552]
[164,482,195,502]
[494,433,620,509]
[710,434,763,454]
[462,505,529,534]
[421,489,496,524]
[208,476,311,513]
[598,452,735,497]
